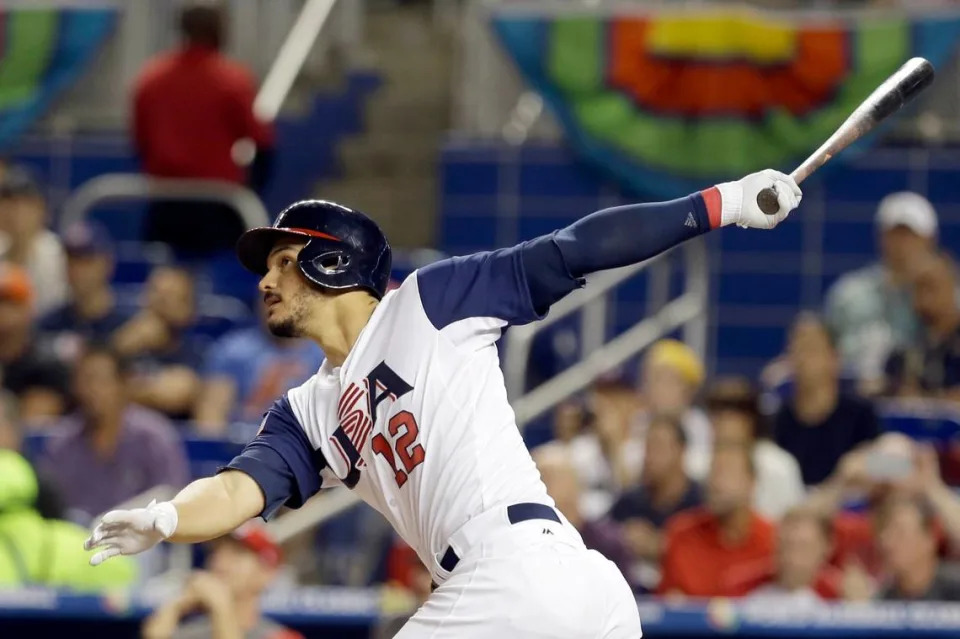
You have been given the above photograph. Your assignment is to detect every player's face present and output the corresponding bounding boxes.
[261,242,317,338]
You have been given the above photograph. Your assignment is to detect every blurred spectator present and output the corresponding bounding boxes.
[0,390,18,450]
[552,399,585,444]
[658,445,774,597]
[532,444,631,576]
[142,522,302,639]
[774,313,880,486]
[0,390,63,519]
[555,377,640,520]
[37,345,189,525]
[0,449,136,590]
[0,167,67,315]
[706,378,804,520]
[133,1,275,255]
[749,507,832,606]
[193,309,322,434]
[113,266,205,418]
[633,339,712,481]
[39,222,131,359]
[886,250,960,401]
[802,436,960,593]
[607,415,702,591]
[825,192,936,386]
[0,263,70,421]
[376,541,433,639]
[876,496,960,601]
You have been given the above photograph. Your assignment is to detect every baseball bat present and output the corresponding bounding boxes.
[757,57,936,215]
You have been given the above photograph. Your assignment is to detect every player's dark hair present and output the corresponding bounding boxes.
[180,2,223,49]
[704,376,770,440]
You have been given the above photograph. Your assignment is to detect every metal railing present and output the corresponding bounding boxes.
[267,489,363,544]
[504,239,709,427]
[59,175,270,233]
[254,0,342,122]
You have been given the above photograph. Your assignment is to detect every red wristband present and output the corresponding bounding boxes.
[700,186,722,229]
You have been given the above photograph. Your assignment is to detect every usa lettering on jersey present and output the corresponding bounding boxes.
[330,361,424,488]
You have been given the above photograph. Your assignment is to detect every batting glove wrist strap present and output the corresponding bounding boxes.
[148,500,179,539]
[714,180,744,228]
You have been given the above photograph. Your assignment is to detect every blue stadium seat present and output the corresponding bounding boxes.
[22,430,249,482]
[179,431,248,479]
[877,399,960,444]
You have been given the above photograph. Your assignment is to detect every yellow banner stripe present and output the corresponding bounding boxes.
[647,13,797,63]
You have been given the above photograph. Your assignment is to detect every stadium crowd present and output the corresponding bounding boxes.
[530,188,960,603]
[2,7,960,638]
[3,149,960,608]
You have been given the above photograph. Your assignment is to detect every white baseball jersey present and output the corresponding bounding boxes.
[228,248,558,580]
[226,239,644,637]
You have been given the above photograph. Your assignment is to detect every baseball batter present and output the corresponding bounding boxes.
[85,170,801,637]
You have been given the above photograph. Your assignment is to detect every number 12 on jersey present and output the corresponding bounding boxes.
[372,411,425,487]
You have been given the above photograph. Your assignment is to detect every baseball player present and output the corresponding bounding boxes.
[85,170,801,637]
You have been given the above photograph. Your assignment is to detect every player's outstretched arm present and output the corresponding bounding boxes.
[520,169,801,312]
[84,470,264,565]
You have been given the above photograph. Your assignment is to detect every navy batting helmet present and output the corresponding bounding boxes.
[236,200,392,299]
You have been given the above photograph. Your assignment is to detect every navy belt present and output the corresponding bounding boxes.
[439,503,561,573]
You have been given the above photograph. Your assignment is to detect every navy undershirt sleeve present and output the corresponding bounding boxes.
[220,396,326,519]
[521,193,711,313]
[417,246,544,329]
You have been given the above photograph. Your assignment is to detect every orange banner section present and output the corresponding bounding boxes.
[608,17,849,117]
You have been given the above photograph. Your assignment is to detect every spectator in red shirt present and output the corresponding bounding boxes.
[658,444,775,597]
[133,2,275,255]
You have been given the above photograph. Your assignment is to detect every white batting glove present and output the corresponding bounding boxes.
[715,169,802,229]
[84,500,178,566]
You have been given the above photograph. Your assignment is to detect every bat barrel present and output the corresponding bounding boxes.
[758,57,934,215]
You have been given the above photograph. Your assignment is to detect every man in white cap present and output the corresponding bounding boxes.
[824,192,938,389]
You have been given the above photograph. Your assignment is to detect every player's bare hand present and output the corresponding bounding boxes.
[716,169,802,230]
[84,500,178,565]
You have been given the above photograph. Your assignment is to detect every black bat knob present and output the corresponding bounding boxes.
[757,187,780,215]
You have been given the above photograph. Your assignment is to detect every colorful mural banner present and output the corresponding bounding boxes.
[494,8,960,197]
[0,7,117,151]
